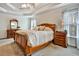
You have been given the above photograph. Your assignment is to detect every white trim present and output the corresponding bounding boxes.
[33,3,70,15]
[0,38,14,47]
[6,3,17,10]
[0,7,7,12]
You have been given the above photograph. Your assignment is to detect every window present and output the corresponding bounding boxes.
[31,18,36,30]
[63,9,79,47]
[63,9,78,37]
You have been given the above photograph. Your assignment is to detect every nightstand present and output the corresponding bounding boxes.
[54,31,67,48]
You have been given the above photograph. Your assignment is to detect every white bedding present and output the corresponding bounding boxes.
[26,30,54,47]
[16,25,54,47]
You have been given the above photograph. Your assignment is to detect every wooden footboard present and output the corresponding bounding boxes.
[15,32,29,55]
[29,42,50,55]
[15,32,50,56]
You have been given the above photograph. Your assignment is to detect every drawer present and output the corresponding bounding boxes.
[54,31,67,48]
[55,35,65,37]
[55,38,65,41]
[54,39,65,46]
[55,33,66,36]
[10,35,14,37]
[10,33,14,35]
[7,29,18,38]
[55,36,65,39]
[8,32,14,35]
[56,31,66,34]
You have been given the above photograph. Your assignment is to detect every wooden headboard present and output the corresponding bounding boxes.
[38,23,56,32]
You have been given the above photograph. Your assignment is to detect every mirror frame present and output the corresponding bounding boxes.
[10,19,18,29]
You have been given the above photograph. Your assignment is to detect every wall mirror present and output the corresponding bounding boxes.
[10,19,18,29]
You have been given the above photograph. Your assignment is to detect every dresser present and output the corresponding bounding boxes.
[7,29,18,39]
[54,31,67,48]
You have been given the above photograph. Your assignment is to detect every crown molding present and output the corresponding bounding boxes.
[0,7,7,12]
[6,3,17,10]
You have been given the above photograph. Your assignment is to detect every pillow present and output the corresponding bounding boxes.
[38,26,45,31]
[33,26,39,31]
[33,26,45,31]
[44,27,52,31]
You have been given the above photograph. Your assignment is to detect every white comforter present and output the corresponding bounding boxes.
[16,30,54,47]
[27,30,54,47]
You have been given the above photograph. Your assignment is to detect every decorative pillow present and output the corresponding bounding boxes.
[33,26,45,31]
[38,26,45,31]
[33,26,39,31]
[44,27,52,31]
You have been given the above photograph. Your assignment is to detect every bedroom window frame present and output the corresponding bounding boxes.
[31,18,36,30]
[63,8,79,47]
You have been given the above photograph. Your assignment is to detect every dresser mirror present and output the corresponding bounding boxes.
[10,19,18,29]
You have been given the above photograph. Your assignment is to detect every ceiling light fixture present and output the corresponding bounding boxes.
[21,3,34,9]
[21,4,27,8]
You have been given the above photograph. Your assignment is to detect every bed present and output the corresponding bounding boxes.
[15,23,56,56]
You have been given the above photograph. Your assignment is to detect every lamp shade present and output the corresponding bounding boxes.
[61,20,64,27]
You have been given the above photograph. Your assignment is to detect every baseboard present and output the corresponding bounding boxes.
[0,38,8,40]
[0,39,14,46]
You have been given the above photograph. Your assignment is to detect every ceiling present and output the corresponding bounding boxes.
[0,3,60,15]
[0,3,79,16]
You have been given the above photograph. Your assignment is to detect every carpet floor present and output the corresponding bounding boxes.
[0,43,24,56]
[0,39,79,56]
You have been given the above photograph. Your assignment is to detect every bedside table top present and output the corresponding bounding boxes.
[56,31,67,34]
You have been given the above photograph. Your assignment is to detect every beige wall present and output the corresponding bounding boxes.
[0,13,17,38]
[35,4,79,30]
[0,4,78,39]
[0,13,31,39]
[36,9,63,30]
[0,15,8,38]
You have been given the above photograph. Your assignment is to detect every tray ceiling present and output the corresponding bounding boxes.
[0,3,78,15]
[0,3,60,15]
